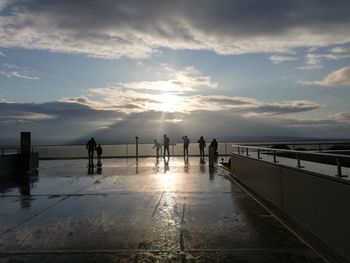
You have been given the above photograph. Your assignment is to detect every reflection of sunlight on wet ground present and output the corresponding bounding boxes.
[158,172,177,191]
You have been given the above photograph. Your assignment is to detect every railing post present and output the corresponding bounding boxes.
[336,157,348,177]
[135,136,139,163]
[273,150,278,163]
[296,153,304,168]
[246,148,249,156]
[257,149,261,159]
[237,147,240,155]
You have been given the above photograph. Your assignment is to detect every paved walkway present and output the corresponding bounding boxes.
[0,157,325,262]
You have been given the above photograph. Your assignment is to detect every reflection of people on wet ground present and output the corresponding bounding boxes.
[197,136,206,159]
[210,139,218,160]
[86,137,97,167]
[96,144,103,167]
[182,135,190,160]
[163,134,170,158]
[153,139,162,158]
[164,157,169,173]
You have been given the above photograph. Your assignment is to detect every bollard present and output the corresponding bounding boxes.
[135,136,139,163]
[257,149,261,159]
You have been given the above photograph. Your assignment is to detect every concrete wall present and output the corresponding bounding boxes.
[0,153,39,176]
[231,154,350,263]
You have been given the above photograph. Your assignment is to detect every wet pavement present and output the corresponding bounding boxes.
[0,157,326,262]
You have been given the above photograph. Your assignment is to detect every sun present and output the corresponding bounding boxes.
[155,93,184,112]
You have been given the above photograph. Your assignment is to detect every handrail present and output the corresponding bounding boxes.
[232,144,350,158]
[232,144,350,178]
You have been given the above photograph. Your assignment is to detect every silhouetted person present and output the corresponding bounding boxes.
[182,135,190,160]
[210,139,218,160]
[197,136,206,159]
[163,134,170,158]
[96,144,103,167]
[153,139,162,158]
[86,137,97,167]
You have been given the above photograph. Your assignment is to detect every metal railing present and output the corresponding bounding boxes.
[0,147,36,156]
[232,144,350,178]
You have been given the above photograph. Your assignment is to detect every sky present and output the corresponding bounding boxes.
[1,0,350,144]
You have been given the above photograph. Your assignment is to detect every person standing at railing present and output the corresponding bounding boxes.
[86,137,97,167]
[153,139,162,158]
[163,134,170,159]
[182,135,190,161]
[210,139,218,160]
[197,136,206,159]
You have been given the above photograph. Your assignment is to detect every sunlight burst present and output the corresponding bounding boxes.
[154,93,184,112]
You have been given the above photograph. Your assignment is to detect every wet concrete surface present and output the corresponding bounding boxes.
[0,157,326,262]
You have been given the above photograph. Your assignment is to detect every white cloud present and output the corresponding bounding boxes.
[334,113,350,124]
[118,66,217,92]
[269,55,299,64]
[0,70,39,80]
[298,46,350,70]
[300,67,350,86]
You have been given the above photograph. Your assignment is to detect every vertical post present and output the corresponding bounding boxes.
[335,157,347,177]
[296,153,304,168]
[135,137,139,163]
[273,150,277,163]
[20,132,31,173]
[336,157,342,177]
[257,149,261,159]
[237,147,240,155]
[246,148,249,156]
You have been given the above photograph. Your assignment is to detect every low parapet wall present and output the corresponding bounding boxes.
[0,153,39,176]
[231,153,350,263]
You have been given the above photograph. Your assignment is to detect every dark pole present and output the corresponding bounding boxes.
[135,136,139,163]
[20,132,31,174]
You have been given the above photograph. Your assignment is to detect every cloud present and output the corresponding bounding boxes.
[334,113,350,124]
[269,55,299,64]
[300,67,350,86]
[298,45,350,70]
[0,70,39,79]
[193,96,321,115]
[0,62,39,79]
[1,1,350,59]
[118,66,217,92]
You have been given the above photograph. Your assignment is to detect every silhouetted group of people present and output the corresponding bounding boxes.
[153,135,218,161]
[86,137,103,168]
[86,135,219,168]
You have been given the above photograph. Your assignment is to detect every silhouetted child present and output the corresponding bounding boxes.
[153,139,162,158]
[96,144,103,167]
